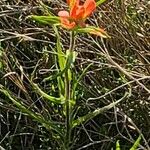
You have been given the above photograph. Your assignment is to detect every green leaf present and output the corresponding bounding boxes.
[0,85,63,137]
[57,38,66,71]
[96,0,107,6]
[72,92,128,128]
[43,32,75,82]
[32,83,65,104]
[28,15,60,25]
[66,50,77,81]
[54,26,66,72]
[116,140,121,150]
[75,26,110,38]
[53,26,66,95]
[44,50,75,82]
[42,26,66,82]
[57,76,65,95]
[130,135,141,150]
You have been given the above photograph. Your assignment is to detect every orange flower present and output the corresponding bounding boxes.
[58,0,109,37]
[58,0,96,29]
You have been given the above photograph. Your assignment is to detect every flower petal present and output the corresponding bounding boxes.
[75,6,85,19]
[70,5,85,20]
[58,10,70,17]
[67,0,79,8]
[83,0,96,18]
[59,16,76,29]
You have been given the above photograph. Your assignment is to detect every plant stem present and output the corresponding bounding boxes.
[65,70,71,149]
[65,31,75,149]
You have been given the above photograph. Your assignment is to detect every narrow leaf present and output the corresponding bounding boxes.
[75,26,110,38]
[96,0,107,6]
[116,140,121,150]
[130,135,141,150]
[0,85,63,136]
[28,15,60,25]
[32,83,65,104]
[54,26,66,72]
[72,92,128,127]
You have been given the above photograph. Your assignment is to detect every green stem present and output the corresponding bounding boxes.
[65,70,70,149]
[65,31,75,149]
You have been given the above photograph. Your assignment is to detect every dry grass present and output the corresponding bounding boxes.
[0,0,150,149]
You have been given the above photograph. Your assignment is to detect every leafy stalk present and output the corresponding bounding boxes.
[65,31,75,149]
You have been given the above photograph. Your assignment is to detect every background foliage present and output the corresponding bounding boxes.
[0,0,150,149]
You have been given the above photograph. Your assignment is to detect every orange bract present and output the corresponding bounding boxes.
[89,28,108,38]
[58,0,96,29]
[67,0,79,8]
[58,11,76,29]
